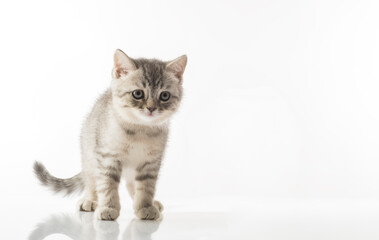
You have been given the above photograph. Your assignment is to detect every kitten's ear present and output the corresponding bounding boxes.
[113,49,136,78]
[166,55,187,83]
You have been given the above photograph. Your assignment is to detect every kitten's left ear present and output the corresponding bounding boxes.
[113,49,136,78]
[166,55,187,83]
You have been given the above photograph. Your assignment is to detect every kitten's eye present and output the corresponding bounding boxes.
[132,90,144,100]
[160,91,171,101]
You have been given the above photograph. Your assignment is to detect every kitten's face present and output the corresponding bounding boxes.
[111,50,186,126]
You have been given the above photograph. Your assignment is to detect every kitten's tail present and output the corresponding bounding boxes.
[33,161,84,196]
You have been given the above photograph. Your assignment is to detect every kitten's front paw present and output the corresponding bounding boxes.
[95,207,120,221]
[135,205,161,220]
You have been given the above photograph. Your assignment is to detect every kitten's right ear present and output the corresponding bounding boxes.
[113,49,136,78]
[166,55,187,83]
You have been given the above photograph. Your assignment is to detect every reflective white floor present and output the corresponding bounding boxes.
[4,197,379,239]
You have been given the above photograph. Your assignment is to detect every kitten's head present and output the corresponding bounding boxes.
[110,49,187,126]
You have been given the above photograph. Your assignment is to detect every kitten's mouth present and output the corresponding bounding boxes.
[143,111,158,118]
[134,109,165,123]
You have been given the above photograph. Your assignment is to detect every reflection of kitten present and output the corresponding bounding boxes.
[28,212,160,240]
[34,49,187,220]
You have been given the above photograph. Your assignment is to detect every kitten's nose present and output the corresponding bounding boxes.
[147,107,156,113]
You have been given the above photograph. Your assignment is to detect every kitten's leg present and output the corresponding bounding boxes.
[127,178,163,212]
[133,160,163,220]
[94,158,122,220]
[78,173,97,212]
[79,188,97,212]
[153,199,164,212]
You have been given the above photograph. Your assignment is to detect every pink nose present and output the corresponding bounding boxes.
[147,107,156,113]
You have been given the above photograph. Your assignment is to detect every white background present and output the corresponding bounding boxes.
[1,0,379,239]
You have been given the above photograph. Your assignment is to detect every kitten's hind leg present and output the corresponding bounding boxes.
[153,200,164,212]
[78,195,97,212]
[78,176,98,212]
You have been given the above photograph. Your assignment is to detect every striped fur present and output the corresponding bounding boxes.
[33,161,84,195]
[33,49,187,221]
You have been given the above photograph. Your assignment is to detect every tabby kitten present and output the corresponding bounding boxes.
[34,49,187,221]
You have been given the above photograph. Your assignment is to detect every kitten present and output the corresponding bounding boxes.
[33,49,187,221]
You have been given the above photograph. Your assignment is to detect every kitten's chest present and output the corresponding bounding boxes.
[125,141,150,165]
[104,125,167,167]
[122,136,165,168]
